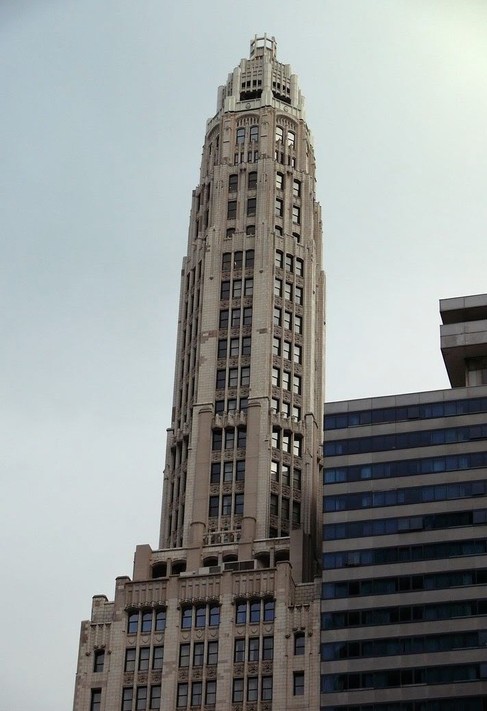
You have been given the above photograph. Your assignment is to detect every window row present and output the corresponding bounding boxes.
[271,461,302,489]
[275,150,296,168]
[219,307,252,329]
[232,676,273,702]
[222,249,254,271]
[212,428,247,450]
[216,366,250,389]
[127,609,166,635]
[272,337,302,364]
[323,537,487,570]
[275,172,301,197]
[322,629,487,661]
[273,307,303,334]
[323,567,487,600]
[228,171,257,192]
[179,640,218,667]
[121,685,161,711]
[323,508,487,541]
[217,336,251,359]
[234,150,259,164]
[275,126,295,147]
[209,493,244,517]
[274,225,301,242]
[271,428,302,456]
[321,597,487,630]
[275,199,300,224]
[274,278,303,304]
[233,635,274,662]
[227,198,256,219]
[236,125,259,144]
[270,397,301,421]
[220,278,253,300]
[124,646,163,672]
[235,598,275,624]
[270,494,301,525]
[215,397,248,414]
[324,423,487,457]
[324,479,487,512]
[181,604,220,629]
[324,450,487,484]
[272,367,302,393]
[324,396,487,430]
[322,662,487,693]
[176,680,217,708]
[275,250,304,276]
[210,459,245,483]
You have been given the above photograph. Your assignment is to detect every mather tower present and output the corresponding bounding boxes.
[74,36,324,711]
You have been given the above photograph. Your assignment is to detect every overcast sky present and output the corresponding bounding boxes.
[1,1,487,709]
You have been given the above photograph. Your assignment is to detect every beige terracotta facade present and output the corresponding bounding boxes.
[73,36,324,711]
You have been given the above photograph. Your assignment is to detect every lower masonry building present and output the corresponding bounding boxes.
[321,293,487,711]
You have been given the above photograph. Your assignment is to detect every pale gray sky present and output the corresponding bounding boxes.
[1,1,486,708]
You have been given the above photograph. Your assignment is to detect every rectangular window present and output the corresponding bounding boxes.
[295,285,303,304]
[272,367,280,387]
[293,671,304,695]
[223,461,233,482]
[128,612,138,634]
[181,608,192,629]
[234,638,245,662]
[272,336,281,356]
[294,344,302,364]
[90,690,101,711]
[245,249,254,268]
[247,677,258,702]
[244,278,253,296]
[264,599,275,621]
[274,278,282,297]
[207,641,218,665]
[232,280,242,298]
[237,429,246,448]
[205,680,217,705]
[294,632,305,655]
[219,310,229,329]
[285,254,293,272]
[263,636,274,660]
[227,337,238,356]
[275,126,284,142]
[242,336,251,354]
[246,224,255,236]
[273,306,282,326]
[233,679,244,703]
[149,686,161,710]
[227,201,237,219]
[236,602,247,625]
[136,686,147,711]
[236,460,245,480]
[275,198,283,217]
[282,463,291,486]
[93,650,105,673]
[248,637,259,661]
[276,172,284,190]
[248,171,257,189]
[283,341,291,360]
[152,646,163,670]
[295,258,304,277]
[209,496,218,517]
[282,371,291,391]
[275,250,284,268]
[193,642,204,666]
[122,688,133,711]
[287,130,295,147]
[222,252,232,271]
[284,282,292,301]
[177,683,188,708]
[236,127,245,144]
[295,314,303,334]
[125,648,136,672]
[195,606,206,628]
[284,311,292,330]
[292,206,300,224]
[228,368,238,387]
[217,339,227,358]
[228,174,238,192]
[250,125,259,142]
[138,647,150,671]
[141,611,152,633]
[270,494,278,516]
[247,198,256,216]
[210,463,221,483]
[212,430,222,450]
[234,251,243,269]
[243,307,252,325]
[294,436,302,456]
[240,367,250,385]
[222,494,232,515]
[293,374,301,394]
[293,179,301,197]
[209,605,220,627]
[231,308,241,327]
[293,468,302,489]
[262,676,273,701]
